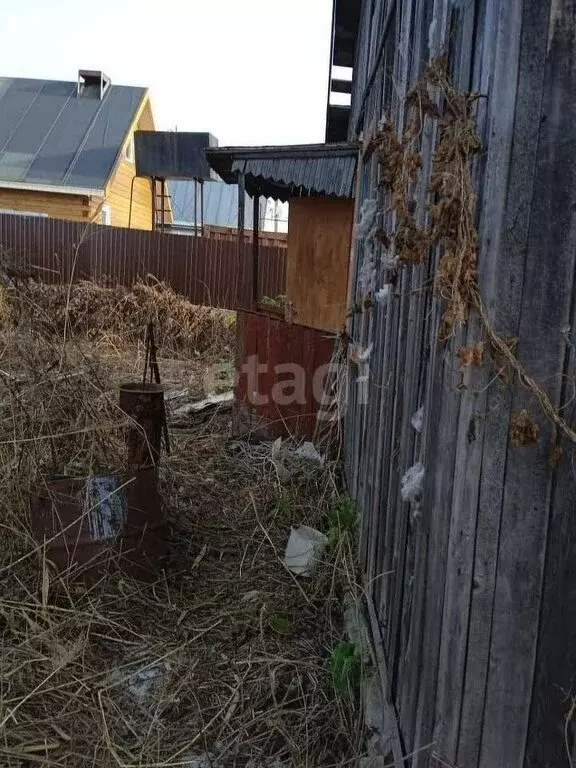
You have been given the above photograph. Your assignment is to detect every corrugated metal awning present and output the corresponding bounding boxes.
[206,143,358,202]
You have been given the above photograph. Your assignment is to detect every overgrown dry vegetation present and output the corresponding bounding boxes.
[3,276,235,360]
[0,279,363,767]
[369,56,576,445]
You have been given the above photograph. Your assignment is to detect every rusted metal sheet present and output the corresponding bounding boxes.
[234,310,335,439]
[0,212,285,311]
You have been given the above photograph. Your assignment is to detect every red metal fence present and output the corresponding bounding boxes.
[0,213,286,311]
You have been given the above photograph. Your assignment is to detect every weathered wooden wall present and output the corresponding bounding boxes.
[346,0,576,766]
[286,197,353,332]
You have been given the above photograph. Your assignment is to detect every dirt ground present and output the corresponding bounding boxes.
[0,319,364,767]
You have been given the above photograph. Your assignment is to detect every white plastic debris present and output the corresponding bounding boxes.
[125,661,169,702]
[295,441,325,465]
[375,285,390,304]
[384,251,399,270]
[271,436,283,458]
[358,248,377,294]
[400,462,425,504]
[284,525,328,577]
[411,406,424,433]
[86,475,127,542]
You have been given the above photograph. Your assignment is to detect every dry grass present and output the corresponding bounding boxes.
[0,292,363,766]
[372,55,576,445]
[3,276,235,360]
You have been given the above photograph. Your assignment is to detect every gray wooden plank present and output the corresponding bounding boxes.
[478,1,576,764]
[431,0,500,758]
[383,0,417,679]
[410,0,463,764]
[455,0,539,764]
[388,0,434,749]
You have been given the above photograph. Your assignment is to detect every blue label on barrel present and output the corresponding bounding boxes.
[86,476,127,541]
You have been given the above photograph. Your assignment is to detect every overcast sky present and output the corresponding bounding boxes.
[0,0,334,147]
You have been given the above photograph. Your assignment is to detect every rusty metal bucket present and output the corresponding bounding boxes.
[30,382,169,581]
[31,475,127,579]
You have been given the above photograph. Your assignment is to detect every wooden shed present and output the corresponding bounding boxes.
[207,143,358,438]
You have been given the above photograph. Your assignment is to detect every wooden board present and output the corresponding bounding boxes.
[286,197,353,333]
[0,188,91,221]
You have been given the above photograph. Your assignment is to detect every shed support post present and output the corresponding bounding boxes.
[237,170,246,306]
[193,179,198,236]
[252,193,260,306]
[200,180,204,236]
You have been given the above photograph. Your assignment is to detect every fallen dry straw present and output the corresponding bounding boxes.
[0,325,363,766]
[3,275,235,360]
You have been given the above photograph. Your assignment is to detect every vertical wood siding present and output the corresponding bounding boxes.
[346,0,576,765]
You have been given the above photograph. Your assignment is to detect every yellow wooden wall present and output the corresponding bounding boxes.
[104,97,153,230]
[0,189,91,221]
[285,197,354,333]
[105,161,153,229]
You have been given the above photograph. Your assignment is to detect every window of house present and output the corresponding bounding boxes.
[101,204,112,226]
[124,136,135,164]
[0,208,48,218]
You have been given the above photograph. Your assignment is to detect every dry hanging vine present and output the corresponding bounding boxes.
[368,56,576,445]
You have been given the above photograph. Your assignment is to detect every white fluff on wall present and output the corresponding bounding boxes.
[356,197,379,296]
[355,198,378,240]
[400,462,425,504]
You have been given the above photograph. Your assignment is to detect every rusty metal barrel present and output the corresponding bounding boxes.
[119,382,164,470]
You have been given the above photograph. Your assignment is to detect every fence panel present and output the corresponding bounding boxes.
[0,213,285,311]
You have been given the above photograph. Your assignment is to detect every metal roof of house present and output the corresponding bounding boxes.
[169,179,263,230]
[0,77,146,192]
[206,142,358,202]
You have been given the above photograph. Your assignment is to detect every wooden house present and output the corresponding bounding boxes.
[0,70,169,230]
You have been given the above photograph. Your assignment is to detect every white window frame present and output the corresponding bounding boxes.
[101,204,112,226]
[0,208,48,218]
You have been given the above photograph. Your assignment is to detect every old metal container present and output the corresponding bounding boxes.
[30,383,169,581]
[31,475,127,579]
[119,381,168,577]
[119,382,164,470]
